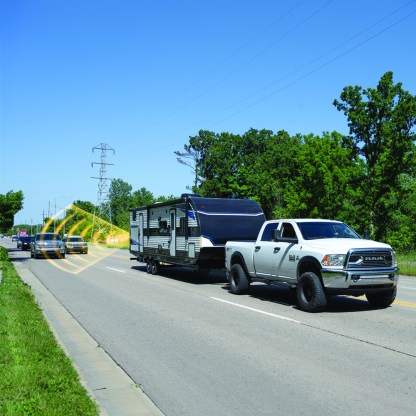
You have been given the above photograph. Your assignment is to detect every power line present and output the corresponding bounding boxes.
[123,2,416,162]
[91,143,115,240]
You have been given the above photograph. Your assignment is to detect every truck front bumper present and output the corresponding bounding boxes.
[321,267,399,294]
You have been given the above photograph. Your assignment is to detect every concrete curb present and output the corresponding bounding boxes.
[15,262,164,416]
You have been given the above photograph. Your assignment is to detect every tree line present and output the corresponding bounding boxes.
[175,72,416,251]
[4,72,416,250]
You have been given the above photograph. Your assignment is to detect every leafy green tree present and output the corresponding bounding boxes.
[188,130,243,197]
[73,200,95,214]
[0,190,24,232]
[239,129,301,219]
[185,129,302,218]
[284,132,367,231]
[334,71,416,240]
[131,188,154,208]
[108,179,133,230]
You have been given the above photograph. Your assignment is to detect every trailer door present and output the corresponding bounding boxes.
[139,213,144,254]
[169,209,176,256]
[130,224,139,252]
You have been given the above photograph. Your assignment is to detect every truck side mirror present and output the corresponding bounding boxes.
[272,229,281,241]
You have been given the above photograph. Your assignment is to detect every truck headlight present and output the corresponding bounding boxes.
[321,254,346,267]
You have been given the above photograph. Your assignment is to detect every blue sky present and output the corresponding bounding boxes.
[1,0,415,226]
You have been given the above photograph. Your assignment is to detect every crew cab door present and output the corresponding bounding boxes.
[253,222,280,279]
[271,222,299,283]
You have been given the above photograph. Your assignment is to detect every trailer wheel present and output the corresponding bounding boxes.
[297,272,327,312]
[151,260,160,275]
[366,286,396,308]
[229,263,249,295]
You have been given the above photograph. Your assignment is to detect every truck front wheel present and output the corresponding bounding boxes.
[297,272,327,312]
[366,287,396,308]
[229,264,249,295]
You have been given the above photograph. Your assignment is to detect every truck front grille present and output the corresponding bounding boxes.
[347,249,393,269]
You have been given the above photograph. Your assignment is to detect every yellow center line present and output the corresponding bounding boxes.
[356,295,416,309]
[393,300,416,308]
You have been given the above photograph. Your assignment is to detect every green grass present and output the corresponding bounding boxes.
[102,242,129,250]
[396,252,416,276]
[0,247,99,416]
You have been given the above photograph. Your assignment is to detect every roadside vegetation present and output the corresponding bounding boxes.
[0,247,99,416]
[396,252,416,277]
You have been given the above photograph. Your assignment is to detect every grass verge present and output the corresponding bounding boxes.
[0,247,99,416]
[396,252,416,276]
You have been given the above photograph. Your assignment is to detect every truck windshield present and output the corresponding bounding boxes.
[297,221,361,240]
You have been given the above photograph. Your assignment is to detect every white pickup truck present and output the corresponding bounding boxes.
[225,219,399,312]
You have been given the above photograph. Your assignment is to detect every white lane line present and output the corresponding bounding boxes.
[106,267,126,273]
[400,286,416,290]
[211,297,302,324]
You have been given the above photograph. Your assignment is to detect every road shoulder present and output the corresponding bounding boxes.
[15,262,163,416]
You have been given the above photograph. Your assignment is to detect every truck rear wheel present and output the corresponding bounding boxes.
[366,287,396,308]
[297,272,327,312]
[229,264,249,295]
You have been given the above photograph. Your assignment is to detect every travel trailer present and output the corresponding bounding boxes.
[129,194,265,274]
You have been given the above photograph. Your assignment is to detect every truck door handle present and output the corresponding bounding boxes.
[274,247,280,253]
[255,246,261,252]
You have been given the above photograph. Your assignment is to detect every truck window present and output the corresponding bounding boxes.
[261,222,279,241]
[281,223,296,238]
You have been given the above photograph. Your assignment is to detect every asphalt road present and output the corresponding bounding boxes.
[2,237,416,416]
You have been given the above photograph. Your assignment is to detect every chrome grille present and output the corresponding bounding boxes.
[347,249,393,269]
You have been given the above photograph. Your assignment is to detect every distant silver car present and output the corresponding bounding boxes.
[31,232,66,259]
[64,235,88,254]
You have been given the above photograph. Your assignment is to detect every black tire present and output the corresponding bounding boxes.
[366,287,397,308]
[34,252,38,259]
[151,260,160,275]
[146,260,152,274]
[297,272,327,312]
[229,263,250,295]
[30,251,34,258]
[60,253,66,259]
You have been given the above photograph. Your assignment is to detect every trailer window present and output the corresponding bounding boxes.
[179,217,186,236]
[189,225,200,236]
[159,220,169,234]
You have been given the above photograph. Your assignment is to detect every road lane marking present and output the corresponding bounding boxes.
[394,300,416,308]
[356,295,416,309]
[106,267,126,273]
[211,297,302,324]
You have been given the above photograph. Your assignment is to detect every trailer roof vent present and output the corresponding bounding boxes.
[181,193,201,199]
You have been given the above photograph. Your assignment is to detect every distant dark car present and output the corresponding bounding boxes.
[64,235,88,254]
[12,235,18,242]
[19,236,34,251]
[30,233,65,259]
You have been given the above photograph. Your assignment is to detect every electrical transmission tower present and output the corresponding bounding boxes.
[91,143,115,241]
